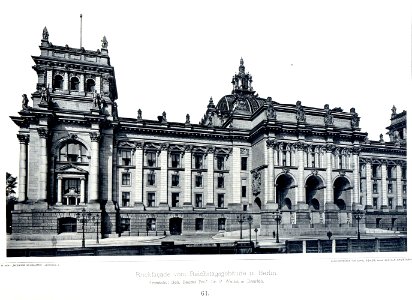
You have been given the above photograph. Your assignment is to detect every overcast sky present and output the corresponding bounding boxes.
[1,0,410,179]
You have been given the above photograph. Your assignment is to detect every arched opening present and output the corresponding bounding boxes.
[334,177,351,210]
[70,77,80,91]
[306,175,324,210]
[86,79,95,93]
[59,142,88,163]
[53,75,63,90]
[169,218,182,235]
[276,174,295,210]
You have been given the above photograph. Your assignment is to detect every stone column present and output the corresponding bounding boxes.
[396,163,403,210]
[95,76,101,94]
[89,132,100,203]
[37,128,48,202]
[278,143,284,166]
[365,160,373,210]
[381,162,388,209]
[57,175,62,205]
[266,142,275,208]
[183,146,192,206]
[325,145,334,207]
[46,70,53,89]
[63,72,69,91]
[296,142,305,204]
[352,148,361,209]
[314,147,320,168]
[17,134,29,202]
[273,144,279,166]
[159,144,168,207]
[80,177,85,204]
[206,148,215,206]
[285,144,291,166]
[230,147,241,207]
[134,143,143,208]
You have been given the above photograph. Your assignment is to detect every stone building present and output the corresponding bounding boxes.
[9,28,407,240]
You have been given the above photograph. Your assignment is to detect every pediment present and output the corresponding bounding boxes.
[56,164,88,174]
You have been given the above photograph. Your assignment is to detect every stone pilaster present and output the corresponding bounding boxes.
[37,128,48,202]
[134,143,144,208]
[183,146,192,206]
[79,74,85,93]
[159,144,168,207]
[380,162,388,210]
[17,134,29,202]
[46,70,53,89]
[396,163,403,210]
[89,132,100,204]
[295,142,305,205]
[95,76,101,94]
[80,177,85,204]
[365,160,373,210]
[63,72,69,91]
[56,175,62,205]
[206,147,214,206]
[266,141,275,208]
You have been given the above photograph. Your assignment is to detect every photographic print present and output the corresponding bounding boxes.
[1,1,411,299]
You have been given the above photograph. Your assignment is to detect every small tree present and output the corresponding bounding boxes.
[6,172,17,234]
[6,172,17,197]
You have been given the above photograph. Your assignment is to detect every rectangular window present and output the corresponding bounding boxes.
[388,183,393,194]
[194,154,203,169]
[122,192,130,207]
[171,174,179,187]
[121,218,130,232]
[148,172,156,186]
[242,179,247,198]
[122,173,131,186]
[218,194,224,208]
[172,193,179,207]
[403,184,407,194]
[373,183,378,194]
[218,218,226,231]
[195,218,203,231]
[195,175,203,187]
[373,198,378,209]
[243,204,248,211]
[241,157,248,171]
[217,176,224,188]
[122,150,132,166]
[282,150,287,166]
[372,165,378,178]
[311,152,316,168]
[171,153,180,168]
[387,167,392,179]
[216,156,225,170]
[146,218,156,231]
[402,167,406,179]
[63,178,80,194]
[376,218,381,228]
[147,192,155,207]
[388,198,393,209]
[195,194,203,208]
[403,199,407,208]
[147,152,156,167]
[360,181,363,192]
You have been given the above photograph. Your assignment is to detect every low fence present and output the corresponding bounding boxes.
[286,237,407,253]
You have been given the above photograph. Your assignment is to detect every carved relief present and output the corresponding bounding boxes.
[252,171,262,195]
[89,132,100,142]
[240,148,249,155]
[37,128,49,138]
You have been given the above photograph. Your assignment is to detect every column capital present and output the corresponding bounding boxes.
[395,160,406,167]
[266,139,277,149]
[57,175,63,180]
[351,147,361,155]
[89,132,101,142]
[322,144,336,153]
[160,143,169,151]
[135,142,143,149]
[184,145,193,153]
[17,134,30,144]
[293,141,307,151]
[37,128,49,138]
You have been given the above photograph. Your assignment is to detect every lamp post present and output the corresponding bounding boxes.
[273,209,282,243]
[353,209,363,240]
[247,215,253,244]
[91,213,100,244]
[76,208,91,248]
[254,228,258,245]
[237,214,246,239]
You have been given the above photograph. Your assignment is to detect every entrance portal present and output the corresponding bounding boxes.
[169,218,182,235]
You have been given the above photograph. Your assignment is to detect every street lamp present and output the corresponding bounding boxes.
[273,209,282,243]
[237,214,246,239]
[91,213,100,244]
[353,209,363,240]
[254,228,258,245]
[247,215,253,244]
[76,208,91,248]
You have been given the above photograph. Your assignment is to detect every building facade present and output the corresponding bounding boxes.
[9,28,407,239]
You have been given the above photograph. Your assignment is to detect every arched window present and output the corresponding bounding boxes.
[70,77,80,91]
[53,75,63,90]
[59,142,88,163]
[86,79,95,93]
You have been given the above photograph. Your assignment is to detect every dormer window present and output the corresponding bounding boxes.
[59,142,87,163]
[86,79,95,93]
[53,75,63,90]
[70,77,80,91]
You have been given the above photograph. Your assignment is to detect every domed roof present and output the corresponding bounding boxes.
[216,93,265,115]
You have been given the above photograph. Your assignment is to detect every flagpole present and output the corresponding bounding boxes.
[80,14,83,48]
